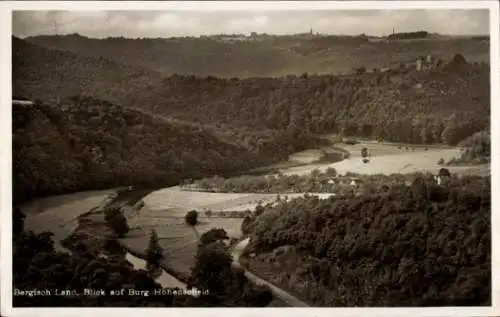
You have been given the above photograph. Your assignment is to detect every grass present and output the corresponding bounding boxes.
[122,212,245,278]
[124,186,338,279]
[283,143,468,176]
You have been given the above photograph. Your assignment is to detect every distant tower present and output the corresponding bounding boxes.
[310,27,313,35]
[53,20,59,35]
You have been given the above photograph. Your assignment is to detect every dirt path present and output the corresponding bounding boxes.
[231,238,309,307]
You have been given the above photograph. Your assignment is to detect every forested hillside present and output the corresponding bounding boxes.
[139,63,489,146]
[12,36,163,106]
[13,37,326,160]
[241,175,491,306]
[12,97,264,204]
[25,33,489,77]
[13,36,489,148]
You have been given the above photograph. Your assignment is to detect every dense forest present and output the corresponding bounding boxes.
[138,60,489,146]
[24,33,489,76]
[240,175,491,306]
[13,36,490,151]
[12,97,266,204]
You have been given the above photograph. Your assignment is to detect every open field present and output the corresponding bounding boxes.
[122,216,243,278]
[143,188,276,214]
[288,149,325,164]
[124,190,336,278]
[281,143,487,176]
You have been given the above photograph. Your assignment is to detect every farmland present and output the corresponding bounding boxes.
[18,138,490,287]
[117,141,489,281]
[283,143,489,176]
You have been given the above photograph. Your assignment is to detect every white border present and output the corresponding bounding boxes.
[1,1,499,317]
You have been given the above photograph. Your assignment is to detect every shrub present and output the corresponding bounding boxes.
[185,210,198,226]
[146,229,164,266]
[104,207,129,238]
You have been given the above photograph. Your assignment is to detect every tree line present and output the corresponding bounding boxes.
[186,169,453,196]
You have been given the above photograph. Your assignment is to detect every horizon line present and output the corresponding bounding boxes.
[12,31,491,40]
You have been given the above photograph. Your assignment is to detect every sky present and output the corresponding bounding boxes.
[12,9,490,39]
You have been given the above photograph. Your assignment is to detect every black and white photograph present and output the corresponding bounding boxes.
[1,1,499,316]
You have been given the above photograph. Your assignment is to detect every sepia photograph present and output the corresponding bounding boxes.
[1,1,499,316]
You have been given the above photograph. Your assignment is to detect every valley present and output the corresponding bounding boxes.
[12,26,491,308]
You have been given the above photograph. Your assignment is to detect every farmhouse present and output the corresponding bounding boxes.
[349,178,363,187]
[435,168,451,186]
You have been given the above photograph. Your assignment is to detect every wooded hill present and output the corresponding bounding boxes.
[24,33,489,77]
[13,36,489,149]
[12,97,264,204]
[241,175,491,306]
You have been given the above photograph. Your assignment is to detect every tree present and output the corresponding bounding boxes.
[185,210,198,226]
[188,241,233,296]
[356,66,366,75]
[13,207,26,236]
[200,228,229,246]
[146,229,164,267]
[204,210,213,218]
[325,167,337,177]
[411,177,429,200]
[361,147,368,158]
[104,207,130,238]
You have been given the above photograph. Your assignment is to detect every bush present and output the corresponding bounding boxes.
[438,158,445,165]
[200,228,229,246]
[104,207,129,238]
[185,210,198,226]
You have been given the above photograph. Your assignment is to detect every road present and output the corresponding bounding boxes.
[231,238,310,307]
